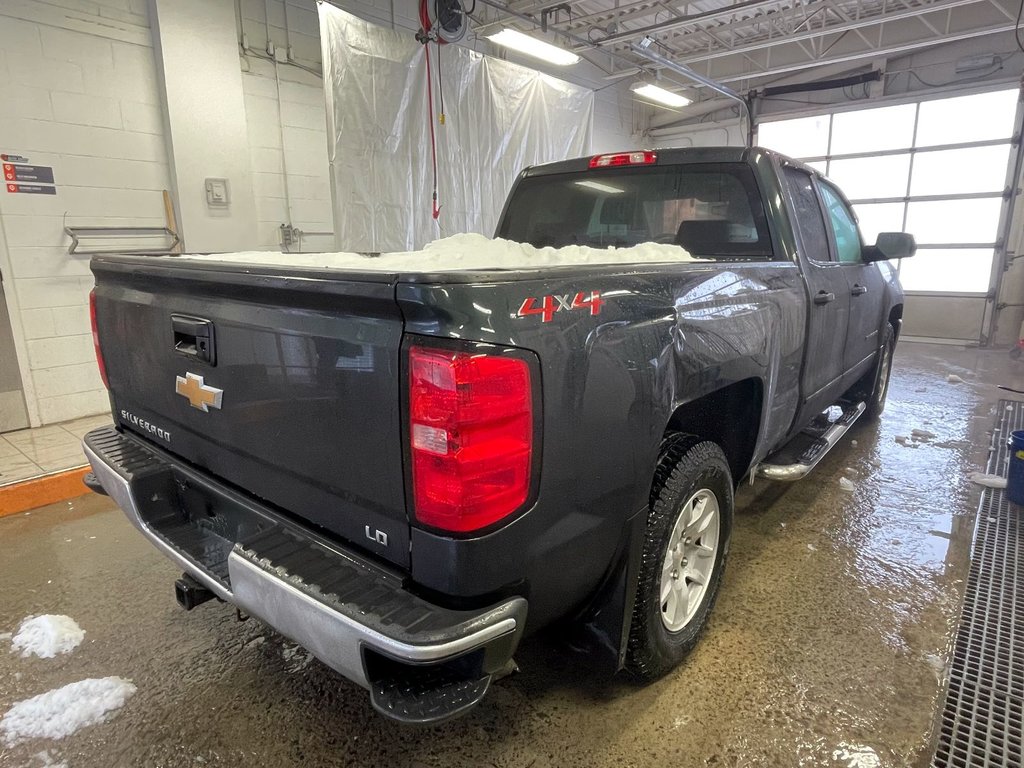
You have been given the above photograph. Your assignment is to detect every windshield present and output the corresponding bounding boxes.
[497,162,774,259]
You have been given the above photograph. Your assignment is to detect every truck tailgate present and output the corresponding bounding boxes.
[90,257,410,569]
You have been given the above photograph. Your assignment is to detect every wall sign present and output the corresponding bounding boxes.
[4,164,54,184]
[2,155,57,195]
[6,183,56,195]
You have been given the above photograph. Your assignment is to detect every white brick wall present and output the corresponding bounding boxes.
[240,0,334,253]
[594,87,639,153]
[0,0,173,426]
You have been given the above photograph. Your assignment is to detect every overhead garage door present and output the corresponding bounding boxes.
[758,86,1022,343]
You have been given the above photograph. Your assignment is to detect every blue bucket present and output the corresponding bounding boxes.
[1007,430,1024,505]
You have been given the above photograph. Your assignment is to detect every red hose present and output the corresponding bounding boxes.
[419,0,430,37]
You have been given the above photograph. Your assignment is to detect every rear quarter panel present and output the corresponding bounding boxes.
[398,261,806,628]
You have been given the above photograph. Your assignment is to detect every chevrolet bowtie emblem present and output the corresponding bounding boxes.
[175,372,223,412]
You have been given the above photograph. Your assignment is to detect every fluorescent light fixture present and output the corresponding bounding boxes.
[631,82,691,109]
[486,28,580,66]
[575,180,624,194]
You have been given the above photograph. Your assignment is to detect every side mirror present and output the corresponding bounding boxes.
[864,232,916,262]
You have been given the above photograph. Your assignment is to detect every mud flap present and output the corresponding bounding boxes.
[567,506,647,675]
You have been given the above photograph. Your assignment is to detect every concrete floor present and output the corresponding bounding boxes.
[1,342,1021,768]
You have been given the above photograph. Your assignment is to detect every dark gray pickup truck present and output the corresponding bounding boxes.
[82,147,913,723]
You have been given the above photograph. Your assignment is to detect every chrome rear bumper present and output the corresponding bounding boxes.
[83,427,525,720]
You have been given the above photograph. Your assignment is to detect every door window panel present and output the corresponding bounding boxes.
[897,249,994,293]
[910,144,1011,196]
[915,89,1018,146]
[784,168,832,262]
[905,198,1002,244]
[830,104,917,154]
[758,115,831,158]
[819,183,863,264]
[853,203,905,244]
[828,154,911,199]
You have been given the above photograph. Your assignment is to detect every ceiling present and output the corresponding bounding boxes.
[475,0,1020,94]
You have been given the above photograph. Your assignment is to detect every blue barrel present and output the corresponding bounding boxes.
[1008,430,1024,505]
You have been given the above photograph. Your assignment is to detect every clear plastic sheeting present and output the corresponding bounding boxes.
[318,3,594,252]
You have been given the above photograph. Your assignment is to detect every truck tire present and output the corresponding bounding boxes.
[863,326,895,421]
[626,436,733,683]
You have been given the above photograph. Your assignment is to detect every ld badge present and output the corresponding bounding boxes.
[175,372,223,412]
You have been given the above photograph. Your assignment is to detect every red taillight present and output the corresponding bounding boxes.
[589,151,657,168]
[89,289,109,389]
[408,345,534,533]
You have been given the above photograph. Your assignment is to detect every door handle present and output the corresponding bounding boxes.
[813,291,835,305]
[851,284,868,296]
[172,315,216,365]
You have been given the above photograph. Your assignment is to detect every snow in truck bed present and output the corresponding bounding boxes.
[173,233,705,271]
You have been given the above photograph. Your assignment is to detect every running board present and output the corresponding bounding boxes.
[757,401,866,482]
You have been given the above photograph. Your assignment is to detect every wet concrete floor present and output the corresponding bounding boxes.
[2,341,1022,768]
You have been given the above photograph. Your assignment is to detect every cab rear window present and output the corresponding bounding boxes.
[497,162,774,259]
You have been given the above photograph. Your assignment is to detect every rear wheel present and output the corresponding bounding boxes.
[864,327,895,420]
[626,436,733,682]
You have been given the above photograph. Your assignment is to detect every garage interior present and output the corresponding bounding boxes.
[2,0,1024,765]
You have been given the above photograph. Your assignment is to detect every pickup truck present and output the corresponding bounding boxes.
[82,147,914,724]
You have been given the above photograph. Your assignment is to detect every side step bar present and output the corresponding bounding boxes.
[757,401,866,482]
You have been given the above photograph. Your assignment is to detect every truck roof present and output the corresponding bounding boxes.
[522,146,786,177]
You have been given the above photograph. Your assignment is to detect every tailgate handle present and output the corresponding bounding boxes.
[172,315,216,365]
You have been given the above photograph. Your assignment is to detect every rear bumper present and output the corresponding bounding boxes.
[83,427,526,723]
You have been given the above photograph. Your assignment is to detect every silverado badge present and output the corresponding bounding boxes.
[175,372,223,412]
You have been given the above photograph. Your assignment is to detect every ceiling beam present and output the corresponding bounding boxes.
[704,19,1018,83]
[556,0,779,36]
[575,0,785,45]
[591,0,990,55]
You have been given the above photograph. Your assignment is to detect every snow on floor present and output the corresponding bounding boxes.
[281,643,314,673]
[11,616,85,659]
[32,750,68,768]
[969,472,1008,489]
[174,232,706,272]
[1,677,136,745]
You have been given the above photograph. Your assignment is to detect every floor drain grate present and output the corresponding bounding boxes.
[932,399,1024,768]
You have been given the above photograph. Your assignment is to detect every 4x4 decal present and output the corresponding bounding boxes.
[516,291,604,323]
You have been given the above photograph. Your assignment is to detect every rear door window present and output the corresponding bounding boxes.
[783,167,832,263]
